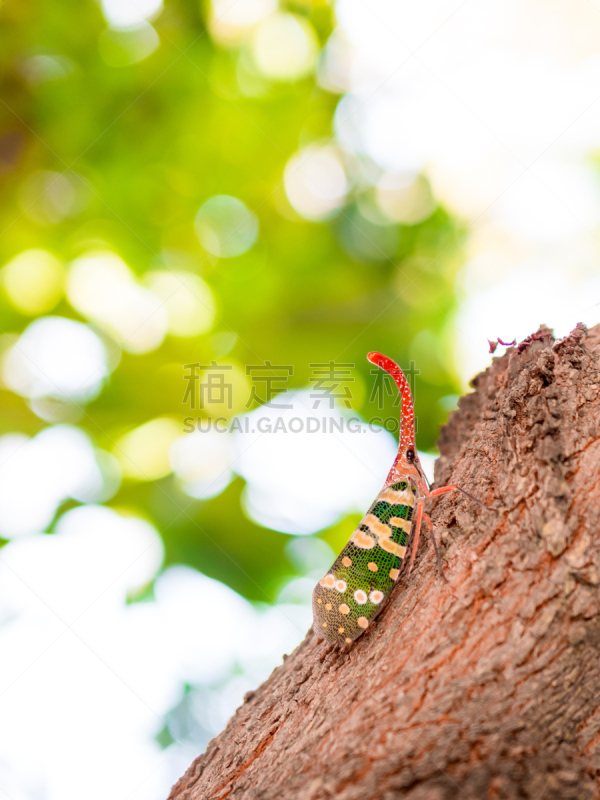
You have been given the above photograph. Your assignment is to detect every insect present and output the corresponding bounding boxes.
[312,351,486,645]
[488,337,516,354]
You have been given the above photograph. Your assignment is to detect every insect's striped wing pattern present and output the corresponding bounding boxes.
[312,481,417,644]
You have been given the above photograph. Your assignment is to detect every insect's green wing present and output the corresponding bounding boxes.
[312,481,417,644]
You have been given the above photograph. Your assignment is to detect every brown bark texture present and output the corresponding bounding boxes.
[169,323,600,800]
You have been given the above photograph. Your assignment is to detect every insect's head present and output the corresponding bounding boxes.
[405,447,425,483]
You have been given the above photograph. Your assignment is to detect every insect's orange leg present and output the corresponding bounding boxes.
[428,484,458,498]
[406,500,424,577]
[428,483,491,510]
[406,504,446,580]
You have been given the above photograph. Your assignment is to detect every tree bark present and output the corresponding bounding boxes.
[168,323,600,800]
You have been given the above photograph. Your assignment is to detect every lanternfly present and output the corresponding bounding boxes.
[313,351,487,645]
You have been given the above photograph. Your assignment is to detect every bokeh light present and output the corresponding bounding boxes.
[19,171,88,225]
[101,0,163,28]
[376,173,435,226]
[250,12,318,82]
[143,271,216,338]
[98,22,160,67]
[67,251,168,354]
[0,427,111,538]
[19,53,74,85]
[171,428,234,499]
[2,316,109,402]
[209,0,277,46]
[116,417,181,481]
[194,196,259,258]
[2,249,64,315]
[284,145,348,220]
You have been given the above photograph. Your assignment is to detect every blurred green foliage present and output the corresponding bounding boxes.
[0,0,464,603]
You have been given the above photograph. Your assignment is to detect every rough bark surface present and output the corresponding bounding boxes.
[169,323,600,800]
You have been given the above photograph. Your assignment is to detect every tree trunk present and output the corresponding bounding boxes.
[168,323,600,800]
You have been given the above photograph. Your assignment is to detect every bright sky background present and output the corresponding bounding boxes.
[323,0,600,382]
[3,1,600,798]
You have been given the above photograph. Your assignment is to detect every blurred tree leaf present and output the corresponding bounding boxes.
[0,0,464,602]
